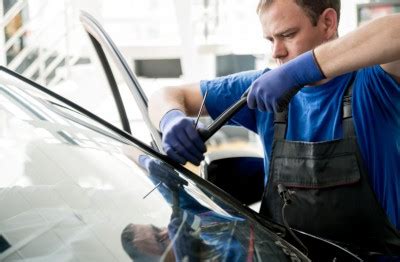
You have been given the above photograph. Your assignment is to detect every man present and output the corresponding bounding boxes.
[149,0,400,253]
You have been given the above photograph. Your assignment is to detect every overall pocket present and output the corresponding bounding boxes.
[262,152,363,241]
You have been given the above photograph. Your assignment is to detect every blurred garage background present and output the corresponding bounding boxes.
[0,0,398,155]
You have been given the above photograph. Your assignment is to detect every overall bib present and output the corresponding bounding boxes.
[260,76,400,254]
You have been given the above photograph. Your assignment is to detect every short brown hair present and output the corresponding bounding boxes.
[256,0,341,26]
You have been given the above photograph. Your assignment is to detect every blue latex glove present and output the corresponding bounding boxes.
[138,155,188,189]
[160,109,207,165]
[247,50,325,112]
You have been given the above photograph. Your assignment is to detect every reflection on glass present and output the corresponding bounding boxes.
[0,72,302,261]
[121,152,298,261]
[121,223,174,262]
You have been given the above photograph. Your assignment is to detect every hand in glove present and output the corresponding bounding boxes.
[160,110,207,165]
[247,50,325,112]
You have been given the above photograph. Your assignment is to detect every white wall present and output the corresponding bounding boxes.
[339,0,369,36]
[19,0,370,84]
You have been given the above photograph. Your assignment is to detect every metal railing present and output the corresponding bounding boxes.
[0,0,85,87]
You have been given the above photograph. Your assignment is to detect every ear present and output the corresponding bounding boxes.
[318,8,338,40]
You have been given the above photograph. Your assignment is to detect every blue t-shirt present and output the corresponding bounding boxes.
[200,66,400,230]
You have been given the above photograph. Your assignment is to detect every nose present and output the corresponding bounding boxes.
[271,40,288,61]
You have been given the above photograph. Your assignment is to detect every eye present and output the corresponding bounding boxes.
[282,32,296,38]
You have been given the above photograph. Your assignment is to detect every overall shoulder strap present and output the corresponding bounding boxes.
[342,72,357,138]
[273,72,357,140]
[273,110,288,140]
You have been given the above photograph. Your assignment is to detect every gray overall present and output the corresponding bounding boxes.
[260,74,400,254]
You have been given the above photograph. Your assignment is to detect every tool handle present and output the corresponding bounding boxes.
[198,90,249,142]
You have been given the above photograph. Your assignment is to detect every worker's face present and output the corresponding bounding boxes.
[130,224,175,261]
[259,0,328,65]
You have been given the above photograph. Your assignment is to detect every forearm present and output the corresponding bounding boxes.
[149,87,185,130]
[148,83,204,130]
[315,14,400,78]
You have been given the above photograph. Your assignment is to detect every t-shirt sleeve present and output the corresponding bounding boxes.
[199,69,267,133]
[357,66,400,116]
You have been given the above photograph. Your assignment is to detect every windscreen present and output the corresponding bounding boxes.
[0,70,306,261]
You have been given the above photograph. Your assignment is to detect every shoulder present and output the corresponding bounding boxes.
[200,69,267,131]
[200,69,268,94]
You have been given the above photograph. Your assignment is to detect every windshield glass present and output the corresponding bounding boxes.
[0,70,306,261]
